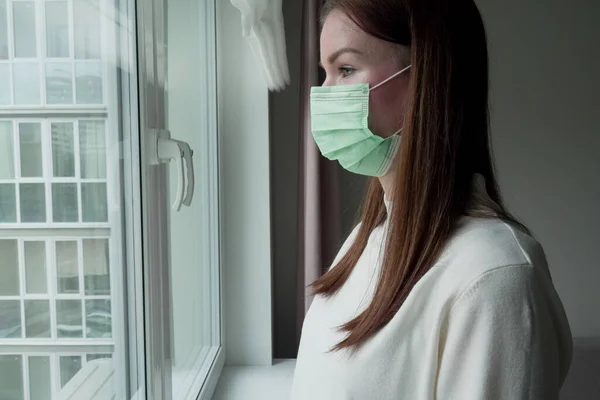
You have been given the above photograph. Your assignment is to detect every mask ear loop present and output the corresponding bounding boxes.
[391,127,404,136]
[369,64,412,92]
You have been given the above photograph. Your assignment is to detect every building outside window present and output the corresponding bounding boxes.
[0,0,117,397]
[0,0,222,398]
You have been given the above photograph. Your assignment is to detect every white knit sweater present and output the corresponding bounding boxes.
[291,193,572,399]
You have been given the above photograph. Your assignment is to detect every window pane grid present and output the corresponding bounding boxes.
[0,237,110,343]
[1,0,132,396]
[0,353,110,398]
[0,0,104,107]
[0,119,108,226]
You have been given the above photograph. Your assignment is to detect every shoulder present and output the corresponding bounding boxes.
[441,217,550,280]
[430,217,557,305]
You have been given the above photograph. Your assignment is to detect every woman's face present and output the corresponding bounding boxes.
[320,10,411,138]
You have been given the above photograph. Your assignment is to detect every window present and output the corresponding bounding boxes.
[0,0,223,398]
[0,119,108,225]
[0,0,140,398]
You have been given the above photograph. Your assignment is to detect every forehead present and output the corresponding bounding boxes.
[320,11,370,56]
[319,10,398,63]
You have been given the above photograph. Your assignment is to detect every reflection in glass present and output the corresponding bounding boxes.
[86,299,111,338]
[0,184,16,222]
[12,1,37,58]
[20,183,46,222]
[46,63,73,104]
[76,62,103,104]
[29,356,51,400]
[0,0,8,59]
[0,355,24,399]
[45,1,69,58]
[80,121,106,179]
[0,64,9,104]
[0,122,13,178]
[74,0,100,59]
[52,183,78,222]
[82,183,107,222]
[0,300,21,338]
[59,356,82,388]
[14,63,41,104]
[19,122,43,177]
[25,241,47,294]
[56,241,79,294]
[0,239,18,295]
[86,353,112,362]
[25,300,51,338]
[52,123,75,177]
[83,239,110,295]
[56,300,82,338]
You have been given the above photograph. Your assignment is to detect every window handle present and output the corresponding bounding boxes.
[150,129,195,211]
[179,140,195,207]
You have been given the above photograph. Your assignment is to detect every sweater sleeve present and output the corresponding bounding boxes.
[435,264,571,400]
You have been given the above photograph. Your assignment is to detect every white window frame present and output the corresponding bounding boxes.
[136,0,224,398]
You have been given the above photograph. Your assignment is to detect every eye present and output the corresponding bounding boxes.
[339,66,355,78]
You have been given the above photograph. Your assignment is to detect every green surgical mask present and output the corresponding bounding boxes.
[310,64,411,176]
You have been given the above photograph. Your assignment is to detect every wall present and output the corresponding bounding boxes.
[477,0,600,339]
[477,0,600,395]
[218,0,273,366]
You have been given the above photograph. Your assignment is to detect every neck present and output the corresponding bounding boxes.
[379,170,396,202]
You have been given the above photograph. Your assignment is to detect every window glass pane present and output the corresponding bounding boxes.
[83,239,109,295]
[45,1,69,58]
[28,356,51,400]
[14,63,40,104]
[0,183,16,222]
[46,62,73,104]
[81,182,107,222]
[0,0,8,59]
[0,355,24,399]
[20,183,46,222]
[0,64,9,104]
[19,122,42,177]
[12,2,37,58]
[85,299,111,338]
[75,62,102,104]
[56,241,79,294]
[0,122,14,178]
[0,239,18,295]
[24,300,50,338]
[52,183,78,222]
[0,301,21,338]
[24,241,47,294]
[79,121,106,179]
[74,0,100,59]
[59,356,82,387]
[56,300,82,338]
[52,123,75,177]
[60,356,81,387]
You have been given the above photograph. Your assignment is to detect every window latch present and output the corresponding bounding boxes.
[149,129,195,211]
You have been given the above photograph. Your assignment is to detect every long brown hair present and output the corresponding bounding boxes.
[312,0,528,351]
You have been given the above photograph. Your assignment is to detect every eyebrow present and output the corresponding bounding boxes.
[320,47,364,67]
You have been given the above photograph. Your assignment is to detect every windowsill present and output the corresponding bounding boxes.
[212,359,296,400]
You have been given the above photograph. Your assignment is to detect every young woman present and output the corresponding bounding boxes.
[291,0,573,398]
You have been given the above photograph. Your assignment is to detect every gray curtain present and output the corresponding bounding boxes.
[296,0,341,344]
